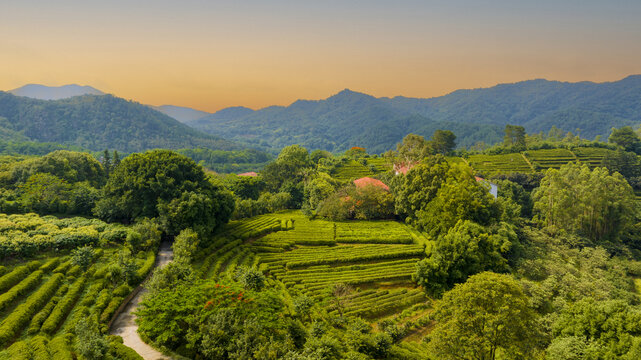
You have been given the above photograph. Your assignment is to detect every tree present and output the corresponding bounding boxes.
[503,125,526,149]
[549,298,641,359]
[10,150,106,187]
[427,272,539,360]
[172,228,199,264]
[533,163,635,241]
[414,220,515,296]
[74,319,109,359]
[431,130,456,155]
[18,173,72,214]
[418,164,500,237]
[233,266,266,291]
[394,155,450,225]
[305,174,336,210]
[71,246,95,269]
[113,150,121,168]
[94,150,234,235]
[394,133,432,169]
[609,126,641,154]
[102,149,111,176]
[330,283,352,317]
[224,175,266,200]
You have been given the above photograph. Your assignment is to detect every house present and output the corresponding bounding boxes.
[393,161,417,175]
[353,177,390,191]
[238,172,258,177]
[475,176,498,198]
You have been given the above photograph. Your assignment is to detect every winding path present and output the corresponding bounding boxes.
[110,241,173,360]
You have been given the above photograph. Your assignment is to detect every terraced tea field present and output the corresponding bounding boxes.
[524,148,576,169]
[465,147,618,175]
[195,211,433,343]
[467,153,534,175]
[572,147,617,168]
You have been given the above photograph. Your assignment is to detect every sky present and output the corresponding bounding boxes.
[1,0,641,112]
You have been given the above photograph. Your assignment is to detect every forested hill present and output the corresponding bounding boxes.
[191,75,641,153]
[0,92,241,153]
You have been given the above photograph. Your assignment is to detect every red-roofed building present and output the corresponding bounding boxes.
[393,161,418,175]
[238,172,258,177]
[475,176,498,198]
[353,177,389,191]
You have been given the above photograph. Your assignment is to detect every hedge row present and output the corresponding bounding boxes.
[0,260,40,292]
[39,258,61,272]
[0,270,43,311]
[100,296,124,325]
[28,292,62,335]
[0,272,64,347]
[41,276,87,334]
[135,250,156,280]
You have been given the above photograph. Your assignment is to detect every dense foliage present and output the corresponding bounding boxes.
[0,91,240,152]
[94,150,234,236]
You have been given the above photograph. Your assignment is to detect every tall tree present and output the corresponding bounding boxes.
[533,162,635,241]
[414,220,515,296]
[394,155,450,225]
[113,150,121,168]
[102,149,111,176]
[396,133,431,167]
[427,272,539,360]
[609,126,641,154]
[431,130,456,155]
[503,125,526,149]
[417,163,500,237]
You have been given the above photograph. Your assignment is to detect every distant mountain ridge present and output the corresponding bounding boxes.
[190,75,641,153]
[0,92,241,153]
[9,84,104,100]
[152,105,211,125]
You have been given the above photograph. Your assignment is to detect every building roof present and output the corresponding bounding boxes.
[353,177,390,191]
[238,171,258,177]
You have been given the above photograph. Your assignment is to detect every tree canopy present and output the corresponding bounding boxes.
[427,272,539,360]
[94,150,234,236]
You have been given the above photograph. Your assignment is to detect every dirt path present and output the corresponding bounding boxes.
[110,241,173,360]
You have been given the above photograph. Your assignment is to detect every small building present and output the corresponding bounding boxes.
[475,176,498,198]
[353,177,390,191]
[393,161,417,175]
[238,172,258,177]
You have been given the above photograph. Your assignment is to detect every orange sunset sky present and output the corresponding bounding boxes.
[2,0,641,112]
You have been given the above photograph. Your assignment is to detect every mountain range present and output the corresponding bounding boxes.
[189,75,641,153]
[4,76,641,154]
[9,84,104,100]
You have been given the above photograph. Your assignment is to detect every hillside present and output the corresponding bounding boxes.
[0,92,241,153]
[9,84,104,100]
[191,76,641,153]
